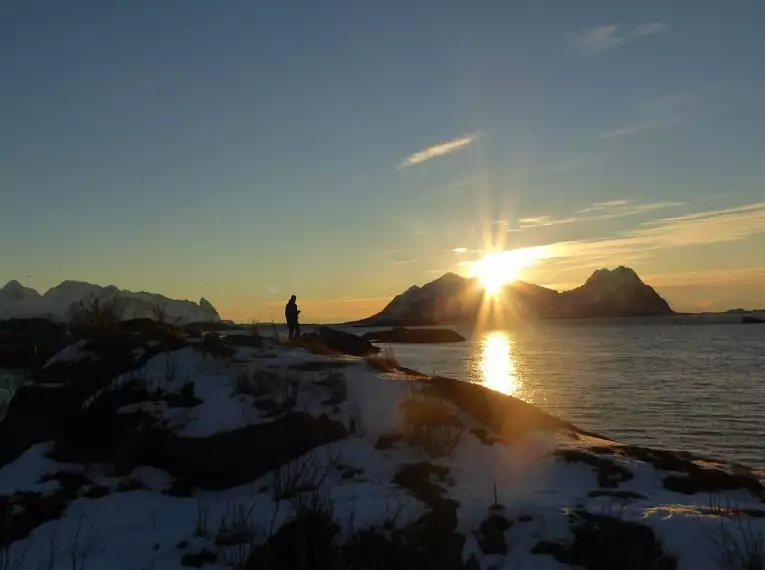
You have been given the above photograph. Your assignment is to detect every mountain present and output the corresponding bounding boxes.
[0,280,221,324]
[352,266,673,326]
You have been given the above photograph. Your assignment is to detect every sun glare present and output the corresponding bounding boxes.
[466,247,550,295]
[479,330,519,396]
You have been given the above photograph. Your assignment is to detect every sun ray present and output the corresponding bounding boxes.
[464,246,551,297]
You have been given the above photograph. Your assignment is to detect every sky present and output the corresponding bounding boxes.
[2,0,764,322]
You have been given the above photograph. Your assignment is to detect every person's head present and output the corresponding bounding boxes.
[289,295,296,303]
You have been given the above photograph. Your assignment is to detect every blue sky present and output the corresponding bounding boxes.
[2,0,764,320]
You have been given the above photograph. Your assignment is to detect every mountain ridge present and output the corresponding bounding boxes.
[0,280,221,324]
[352,265,673,326]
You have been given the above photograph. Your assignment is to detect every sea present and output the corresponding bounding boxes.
[338,314,765,468]
[2,314,763,468]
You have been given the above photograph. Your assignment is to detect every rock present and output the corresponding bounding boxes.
[742,316,765,324]
[0,318,69,369]
[52,407,348,490]
[298,327,379,357]
[0,333,187,470]
[563,511,677,569]
[362,327,466,344]
[475,514,512,555]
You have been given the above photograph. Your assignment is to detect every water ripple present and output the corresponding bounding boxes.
[389,321,765,467]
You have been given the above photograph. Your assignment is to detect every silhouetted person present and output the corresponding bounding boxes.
[285,295,301,340]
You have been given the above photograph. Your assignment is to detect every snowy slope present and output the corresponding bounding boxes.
[0,336,763,569]
[0,280,220,324]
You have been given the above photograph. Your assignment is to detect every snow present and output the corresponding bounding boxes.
[2,340,765,569]
[0,279,221,324]
[0,442,82,495]
[42,340,100,368]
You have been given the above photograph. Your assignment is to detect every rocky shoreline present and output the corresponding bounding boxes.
[1,320,764,569]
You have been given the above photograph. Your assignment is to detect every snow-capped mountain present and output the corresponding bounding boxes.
[353,266,673,326]
[0,280,221,324]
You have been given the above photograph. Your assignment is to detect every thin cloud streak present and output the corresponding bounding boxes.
[544,201,765,262]
[577,200,628,214]
[594,118,679,141]
[634,22,668,37]
[518,200,682,229]
[573,21,668,55]
[397,132,483,169]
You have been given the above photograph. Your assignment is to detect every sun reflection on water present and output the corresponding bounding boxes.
[479,330,520,396]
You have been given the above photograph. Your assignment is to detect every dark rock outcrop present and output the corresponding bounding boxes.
[297,327,379,357]
[534,510,677,569]
[0,333,187,470]
[362,327,466,344]
[0,318,69,369]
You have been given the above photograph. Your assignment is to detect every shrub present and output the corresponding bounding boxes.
[199,333,233,360]
[401,392,465,458]
[68,295,125,336]
[271,449,339,501]
[151,304,167,324]
[233,369,270,398]
[706,495,765,570]
[365,346,400,373]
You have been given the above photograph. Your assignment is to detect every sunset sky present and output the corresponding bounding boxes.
[2,1,764,322]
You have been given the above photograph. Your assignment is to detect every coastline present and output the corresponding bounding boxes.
[1,329,764,568]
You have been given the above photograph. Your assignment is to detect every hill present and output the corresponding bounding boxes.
[353,266,673,326]
[0,280,220,325]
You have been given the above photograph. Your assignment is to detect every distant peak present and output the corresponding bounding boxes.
[2,280,23,291]
[586,266,643,286]
[55,280,94,289]
[434,272,465,282]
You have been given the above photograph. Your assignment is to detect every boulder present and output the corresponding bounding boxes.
[298,327,379,357]
[0,318,69,369]
[362,327,466,344]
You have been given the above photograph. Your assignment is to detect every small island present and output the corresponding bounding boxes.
[361,327,467,344]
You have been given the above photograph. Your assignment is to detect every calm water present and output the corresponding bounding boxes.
[358,316,765,468]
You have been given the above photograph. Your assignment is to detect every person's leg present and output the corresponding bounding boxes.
[287,323,293,340]
[295,322,301,338]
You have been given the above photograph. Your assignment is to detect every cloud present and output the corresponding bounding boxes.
[518,200,682,229]
[388,259,419,265]
[644,266,765,288]
[573,22,668,55]
[634,22,668,38]
[544,201,765,262]
[397,132,483,169]
[594,118,679,141]
[574,25,622,55]
[576,200,628,213]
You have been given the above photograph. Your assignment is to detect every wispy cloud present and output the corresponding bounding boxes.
[518,200,682,229]
[594,118,679,141]
[576,200,628,213]
[388,259,420,265]
[634,22,668,38]
[545,202,765,262]
[573,21,667,55]
[397,132,483,169]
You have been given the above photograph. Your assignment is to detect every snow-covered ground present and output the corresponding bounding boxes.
[1,337,764,569]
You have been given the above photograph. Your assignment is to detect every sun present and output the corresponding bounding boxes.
[466,247,550,295]
[470,253,520,294]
